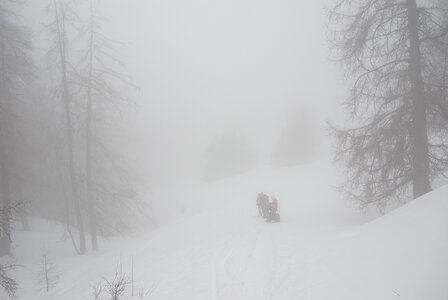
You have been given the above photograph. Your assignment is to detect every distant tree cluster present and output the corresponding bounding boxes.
[204,132,254,180]
[328,0,448,210]
[275,112,317,167]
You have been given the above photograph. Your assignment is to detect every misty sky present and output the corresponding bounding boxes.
[25,0,347,187]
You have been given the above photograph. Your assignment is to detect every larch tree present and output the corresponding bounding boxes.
[46,0,86,254]
[85,0,98,252]
[0,1,34,297]
[80,0,142,250]
[0,0,34,256]
[328,0,448,210]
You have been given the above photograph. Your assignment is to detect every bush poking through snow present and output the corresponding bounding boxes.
[88,281,103,300]
[88,268,156,300]
[103,269,130,300]
[138,284,156,299]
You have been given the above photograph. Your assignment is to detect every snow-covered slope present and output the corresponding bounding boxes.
[7,161,448,300]
[319,185,448,300]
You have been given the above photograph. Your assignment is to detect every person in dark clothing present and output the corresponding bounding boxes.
[260,193,269,218]
[256,193,270,218]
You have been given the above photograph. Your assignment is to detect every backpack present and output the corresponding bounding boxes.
[274,213,280,222]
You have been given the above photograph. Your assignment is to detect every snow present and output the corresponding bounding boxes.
[321,186,448,300]
[5,160,448,300]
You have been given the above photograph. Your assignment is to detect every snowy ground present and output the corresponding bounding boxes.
[5,160,448,300]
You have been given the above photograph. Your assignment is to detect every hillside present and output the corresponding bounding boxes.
[5,161,448,300]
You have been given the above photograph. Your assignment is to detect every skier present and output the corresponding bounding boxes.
[266,196,279,222]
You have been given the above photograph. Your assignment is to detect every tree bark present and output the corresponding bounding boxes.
[407,0,432,198]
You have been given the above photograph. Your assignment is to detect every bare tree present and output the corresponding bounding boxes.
[85,0,98,252]
[35,249,59,292]
[328,0,448,210]
[0,261,18,299]
[79,0,142,249]
[0,0,34,256]
[0,202,27,258]
[46,0,86,254]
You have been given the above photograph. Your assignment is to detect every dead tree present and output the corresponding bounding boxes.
[328,0,448,210]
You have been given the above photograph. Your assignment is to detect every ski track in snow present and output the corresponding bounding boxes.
[135,216,335,300]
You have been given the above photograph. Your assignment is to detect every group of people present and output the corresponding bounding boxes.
[256,193,280,222]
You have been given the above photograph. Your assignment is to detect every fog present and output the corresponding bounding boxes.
[10,0,350,236]
[84,0,346,186]
[2,0,447,299]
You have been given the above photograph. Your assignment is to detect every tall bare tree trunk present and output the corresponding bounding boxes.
[407,0,432,198]
[0,44,11,255]
[0,125,11,256]
[14,182,29,231]
[54,0,86,254]
[86,0,98,251]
